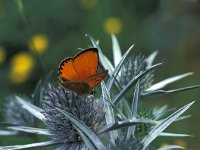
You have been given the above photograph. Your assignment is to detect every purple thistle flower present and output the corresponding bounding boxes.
[42,83,104,147]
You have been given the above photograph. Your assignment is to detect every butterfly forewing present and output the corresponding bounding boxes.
[58,48,98,82]
[73,48,98,81]
[58,58,80,81]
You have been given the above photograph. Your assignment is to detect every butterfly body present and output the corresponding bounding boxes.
[58,48,108,95]
[61,81,91,95]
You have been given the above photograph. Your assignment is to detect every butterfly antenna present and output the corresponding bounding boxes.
[15,0,48,75]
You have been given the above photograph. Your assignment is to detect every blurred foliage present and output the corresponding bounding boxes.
[0,0,199,149]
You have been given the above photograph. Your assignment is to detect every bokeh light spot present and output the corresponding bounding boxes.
[103,17,122,34]
[160,143,169,147]
[10,52,35,84]
[174,139,187,149]
[79,0,97,10]
[29,34,48,54]
[0,47,6,64]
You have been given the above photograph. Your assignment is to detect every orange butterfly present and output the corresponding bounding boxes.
[58,48,108,95]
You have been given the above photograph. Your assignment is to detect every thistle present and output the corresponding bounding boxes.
[42,83,104,147]
[3,96,35,126]
[0,35,199,150]
[111,136,144,150]
[119,54,154,92]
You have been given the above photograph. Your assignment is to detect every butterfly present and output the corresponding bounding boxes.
[58,48,108,95]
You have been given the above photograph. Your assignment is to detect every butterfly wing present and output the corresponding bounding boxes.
[58,58,80,81]
[61,81,90,95]
[84,70,108,89]
[58,48,98,82]
[73,48,98,81]
[61,70,108,95]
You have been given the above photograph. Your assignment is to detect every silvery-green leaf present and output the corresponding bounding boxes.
[130,81,140,118]
[127,81,140,139]
[56,108,106,150]
[146,51,158,67]
[16,96,45,121]
[144,85,200,96]
[175,115,191,121]
[86,34,114,74]
[33,71,53,105]
[112,34,122,67]
[101,81,118,143]
[98,118,156,134]
[158,115,191,123]
[152,105,169,120]
[0,140,63,150]
[159,132,191,137]
[146,72,193,91]
[73,125,96,150]
[113,63,162,105]
[122,99,131,117]
[157,145,183,150]
[0,130,18,136]
[106,44,134,91]
[103,97,126,120]
[141,101,194,150]
[103,55,115,73]
[7,126,52,135]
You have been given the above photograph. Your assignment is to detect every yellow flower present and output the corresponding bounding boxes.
[174,139,187,149]
[10,52,35,84]
[0,47,6,64]
[79,0,97,10]
[29,34,48,54]
[103,17,122,34]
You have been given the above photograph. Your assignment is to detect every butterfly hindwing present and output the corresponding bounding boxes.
[61,81,91,95]
[84,70,108,89]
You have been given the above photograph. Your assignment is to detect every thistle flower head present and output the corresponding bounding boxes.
[42,83,104,146]
[135,106,170,139]
[4,96,34,126]
[119,54,154,92]
[135,109,154,138]
[111,136,144,150]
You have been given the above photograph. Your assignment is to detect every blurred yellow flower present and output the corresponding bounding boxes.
[174,139,187,149]
[0,47,6,64]
[10,52,35,84]
[79,0,97,10]
[103,17,122,34]
[160,143,169,147]
[29,34,48,54]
